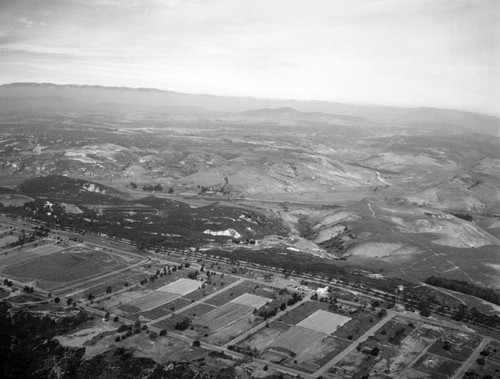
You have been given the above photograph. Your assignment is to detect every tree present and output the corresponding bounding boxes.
[106,286,112,294]
[129,182,137,189]
[168,187,174,194]
[192,340,201,347]
[175,317,191,331]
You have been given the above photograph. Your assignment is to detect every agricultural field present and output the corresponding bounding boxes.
[296,309,350,334]
[152,288,276,346]
[196,302,255,332]
[157,278,202,294]
[108,278,201,316]
[126,291,179,311]
[276,300,331,324]
[236,301,363,373]
[181,275,239,301]
[204,280,275,306]
[107,272,243,322]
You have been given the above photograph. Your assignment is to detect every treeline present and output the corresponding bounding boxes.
[451,212,473,221]
[425,276,500,306]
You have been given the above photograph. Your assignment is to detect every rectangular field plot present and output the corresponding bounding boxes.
[269,326,327,355]
[195,302,253,332]
[140,297,193,322]
[297,310,350,334]
[157,278,201,295]
[181,276,239,302]
[207,314,262,346]
[230,293,269,308]
[277,300,331,325]
[205,280,275,307]
[126,291,179,311]
[238,321,290,350]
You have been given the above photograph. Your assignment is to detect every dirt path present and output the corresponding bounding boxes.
[313,311,395,377]
[450,336,490,379]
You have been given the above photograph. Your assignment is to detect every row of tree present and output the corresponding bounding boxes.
[129,182,174,193]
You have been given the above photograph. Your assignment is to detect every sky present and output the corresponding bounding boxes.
[0,0,499,115]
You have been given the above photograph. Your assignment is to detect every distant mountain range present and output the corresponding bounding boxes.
[1,82,499,136]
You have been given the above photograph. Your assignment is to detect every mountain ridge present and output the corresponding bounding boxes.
[1,82,499,136]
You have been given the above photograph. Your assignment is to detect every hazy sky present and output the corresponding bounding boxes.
[1,0,499,114]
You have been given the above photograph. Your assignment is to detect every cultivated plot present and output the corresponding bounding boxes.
[230,293,269,308]
[126,291,179,312]
[269,326,327,355]
[296,310,350,334]
[195,302,253,332]
[157,278,201,295]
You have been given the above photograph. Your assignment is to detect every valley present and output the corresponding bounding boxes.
[1,83,499,378]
